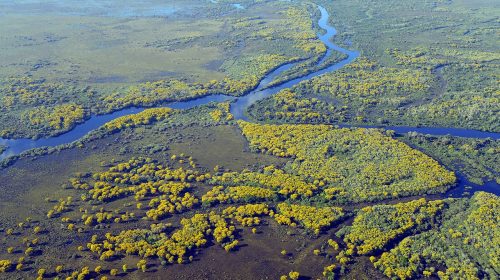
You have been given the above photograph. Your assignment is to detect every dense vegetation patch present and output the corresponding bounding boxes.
[371,192,499,280]
[273,203,344,235]
[0,77,93,138]
[402,133,500,185]
[340,198,445,256]
[248,89,340,123]
[238,122,456,202]
[249,57,432,124]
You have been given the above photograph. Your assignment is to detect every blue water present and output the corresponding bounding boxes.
[207,1,244,9]
[0,5,498,196]
[233,3,244,10]
[0,108,145,160]
[445,173,499,197]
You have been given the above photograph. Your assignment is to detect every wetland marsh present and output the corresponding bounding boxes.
[0,1,498,279]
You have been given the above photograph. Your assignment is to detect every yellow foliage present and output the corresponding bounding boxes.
[238,122,456,202]
[102,108,175,132]
[222,203,269,227]
[202,185,275,205]
[0,260,12,273]
[212,166,317,199]
[344,198,445,255]
[24,103,86,131]
[274,203,344,233]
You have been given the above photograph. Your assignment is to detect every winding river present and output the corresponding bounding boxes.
[0,5,498,195]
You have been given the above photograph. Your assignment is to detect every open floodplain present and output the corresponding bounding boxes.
[0,0,499,279]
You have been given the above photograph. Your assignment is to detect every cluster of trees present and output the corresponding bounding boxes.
[388,47,500,71]
[220,54,296,95]
[301,58,430,98]
[101,108,175,134]
[201,185,276,205]
[399,89,500,132]
[280,271,300,280]
[238,122,456,203]
[273,203,344,234]
[0,217,56,277]
[60,158,208,225]
[267,51,348,89]
[371,192,499,280]
[146,192,198,221]
[211,165,319,199]
[0,260,12,273]
[338,198,445,256]
[222,203,270,227]
[46,196,72,218]
[36,151,354,276]
[385,48,499,131]
[296,193,499,280]
[248,89,342,124]
[0,77,94,138]
[388,48,447,70]
[23,103,86,131]
[209,102,234,122]
[88,203,270,266]
[99,79,212,112]
[1,77,65,108]
[38,156,301,275]
[87,212,239,266]
[80,211,135,227]
[280,7,326,56]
